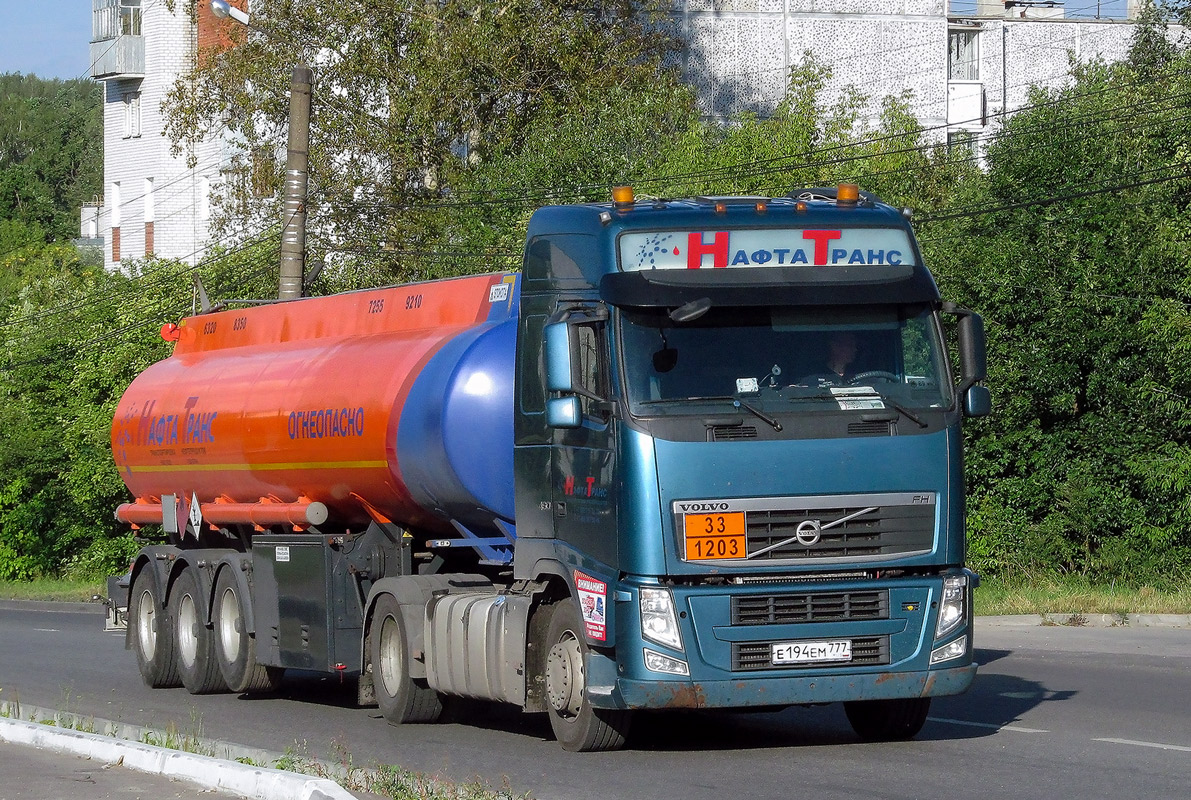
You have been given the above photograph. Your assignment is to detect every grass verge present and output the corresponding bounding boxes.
[0,578,104,603]
[975,577,1191,617]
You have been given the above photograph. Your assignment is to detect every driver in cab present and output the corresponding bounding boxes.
[801,331,861,387]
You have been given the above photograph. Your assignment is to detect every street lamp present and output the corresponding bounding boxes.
[210,0,249,26]
[210,0,310,301]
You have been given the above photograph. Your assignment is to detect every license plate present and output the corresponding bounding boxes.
[771,639,852,665]
[683,512,747,560]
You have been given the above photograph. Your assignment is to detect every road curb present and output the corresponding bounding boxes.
[0,716,356,800]
[978,613,1191,628]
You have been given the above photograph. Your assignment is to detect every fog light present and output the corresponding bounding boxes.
[644,648,690,676]
[930,635,967,664]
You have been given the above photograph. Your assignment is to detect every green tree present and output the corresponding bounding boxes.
[165,0,684,284]
[0,237,279,579]
[919,43,1191,584]
[0,73,103,242]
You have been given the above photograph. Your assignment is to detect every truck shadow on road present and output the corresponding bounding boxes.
[237,649,1072,752]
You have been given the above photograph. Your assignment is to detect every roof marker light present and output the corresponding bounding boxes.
[755,200,768,214]
[795,201,808,213]
[612,186,635,207]
[714,201,727,215]
[837,183,860,206]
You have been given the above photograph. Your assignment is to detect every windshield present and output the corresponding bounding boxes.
[620,304,952,417]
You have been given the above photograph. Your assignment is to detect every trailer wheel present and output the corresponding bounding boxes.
[131,567,180,688]
[543,600,632,752]
[213,569,282,693]
[170,566,228,694]
[370,594,443,724]
[844,697,931,741]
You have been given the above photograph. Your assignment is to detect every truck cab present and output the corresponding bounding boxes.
[510,185,988,747]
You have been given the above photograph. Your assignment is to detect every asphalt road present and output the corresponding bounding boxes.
[2,605,1189,800]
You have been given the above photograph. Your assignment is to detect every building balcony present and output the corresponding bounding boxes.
[91,0,145,79]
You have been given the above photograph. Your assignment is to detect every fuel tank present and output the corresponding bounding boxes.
[110,273,520,535]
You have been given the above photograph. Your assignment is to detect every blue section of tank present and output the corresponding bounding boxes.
[397,280,520,533]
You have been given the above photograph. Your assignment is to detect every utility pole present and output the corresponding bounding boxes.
[279,66,311,300]
[210,0,309,300]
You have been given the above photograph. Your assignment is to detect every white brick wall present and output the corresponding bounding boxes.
[679,2,1142,146]
[98,2,222,273]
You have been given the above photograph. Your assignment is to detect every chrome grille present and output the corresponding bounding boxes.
[675,492,936,565]
[732,590,889,625]
[747,502,933,560]
[732,635,889,671]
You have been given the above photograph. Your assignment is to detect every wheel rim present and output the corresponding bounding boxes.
[378,614,404,697]
[177,592,199,668]
[136,588,156,660]
[218,587,241,663]
[545,629,585,718]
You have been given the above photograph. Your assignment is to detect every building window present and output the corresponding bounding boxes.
[123,92,141,138]
[947,130,980,159]
[949,29,980,82]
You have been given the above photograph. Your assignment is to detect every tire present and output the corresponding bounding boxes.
[212,568,283,693]
[131,567,180,688]
[170,566,228,694]
[844,697,931,741]
[370,594,443,724]
[543,600,632,752]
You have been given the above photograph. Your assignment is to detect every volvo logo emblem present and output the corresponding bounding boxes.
[795,519,822,546]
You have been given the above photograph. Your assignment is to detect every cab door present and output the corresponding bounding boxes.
[546,307,618,568]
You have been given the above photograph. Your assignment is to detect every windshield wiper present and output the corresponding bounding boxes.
[863,393,928,428]
[787,388,928,428]
[733,397,783,432]
[637,395,783,432]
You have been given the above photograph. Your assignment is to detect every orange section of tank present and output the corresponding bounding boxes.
[111,274,511,529]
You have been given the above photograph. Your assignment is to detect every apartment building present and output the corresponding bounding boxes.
[89,0,238,272]
[86,0,1150,271]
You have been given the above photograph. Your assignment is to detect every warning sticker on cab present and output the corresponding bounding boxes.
[575,570,607,641]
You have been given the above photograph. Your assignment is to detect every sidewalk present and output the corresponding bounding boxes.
[0,716,359,800]
[0,741,235,800]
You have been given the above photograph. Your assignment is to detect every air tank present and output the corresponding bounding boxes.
[111,272,520,537]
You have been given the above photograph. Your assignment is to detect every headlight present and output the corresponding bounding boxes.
[639,587,683,650]
[935,574,967,640]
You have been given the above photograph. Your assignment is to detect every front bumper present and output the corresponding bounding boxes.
[613,662,976,709]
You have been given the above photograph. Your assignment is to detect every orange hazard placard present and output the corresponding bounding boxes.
[683,512,746,560]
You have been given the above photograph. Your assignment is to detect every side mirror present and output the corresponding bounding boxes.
[958,312,987,389]
[547,396,582,428]
[544,321,574,393]
[964,385,991,418]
